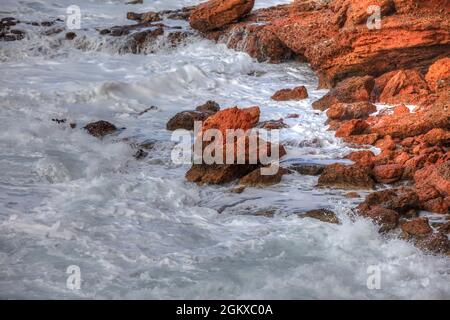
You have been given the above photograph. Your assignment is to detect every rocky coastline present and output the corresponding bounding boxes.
[6,0,448,255]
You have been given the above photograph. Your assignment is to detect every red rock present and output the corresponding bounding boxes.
[425,57,450,92]
[189,0,255,32]
[402,154,428,178]
[372,149,395,166]
[199,0,450,88]
[286,113,300,118]
[312,76,375,111]
[370,104,450,139]
[414,162,450,198]
[375,135,396,151]
[361,206,399,233]
[379,69,430,106]
[338,0,395,27]
[342,133,379,145]
[401,217,432,237]
[200,106,260,140]
[335,119,368,138]
[326,102,376,120]
[318,163,375,190]
[394,152,410,165]
[373,164,403,183]
[393,104,410,115]
[271,86,308,101]
[400,137,415,147]
[421,128,450,146]
[207,21,294,63]
[346,150,375,168]
[186,105,287,184]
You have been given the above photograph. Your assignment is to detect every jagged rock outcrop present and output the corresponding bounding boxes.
[189,0,255,32]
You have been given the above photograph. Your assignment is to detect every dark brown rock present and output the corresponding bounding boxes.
[84,121,118,138]
[299,209,340,224]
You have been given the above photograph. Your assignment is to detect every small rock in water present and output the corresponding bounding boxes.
[299,209,340,224]
[345,192,360,198]
[166,110,211,131]
[127,11,161,22]
[271,86,308,101]
[415,232,450,255]
[256,119,289,130]
[138,106,158,116]
[65,32,77,40]
[239,167,286,187]
[84,121,118,138]
[288,163,325,176]
[2,29,25,41]
[167,101,219,131]
[52,118,67,124]
[230,186,246,194]
[195,100,220,113]
[400,217,433,238]
[126,0,143,4]
[437,221,450,234]
[133,149,148,160]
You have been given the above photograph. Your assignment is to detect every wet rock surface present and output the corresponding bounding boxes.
[299,209,340,224]
[189,0,255,32]
[166,101,220,131]
[318,164,375,190]
[271,86,308,101]
[84,121,118,138]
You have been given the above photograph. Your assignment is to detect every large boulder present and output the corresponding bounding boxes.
[186,106,287,185]
[189,0,255,32]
